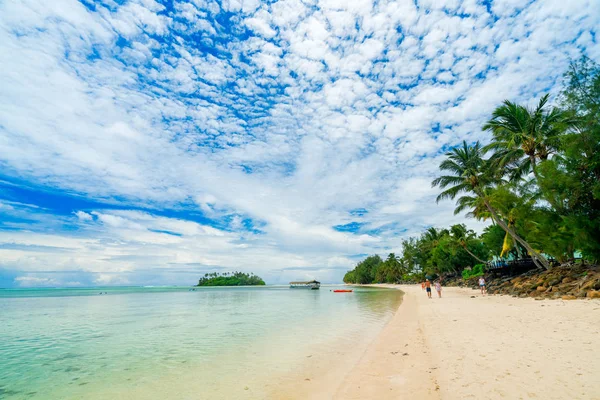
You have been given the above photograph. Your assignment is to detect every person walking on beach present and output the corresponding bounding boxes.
[478,276,486,295]
[421,282,425,291]
[425,279,432,299]
[434,281,442,298]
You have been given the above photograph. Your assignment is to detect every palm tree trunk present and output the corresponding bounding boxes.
[530,155,538,180]
[482,198,551,270]
[512,237,523,258]
[530,256,544,270]
[462,245,487,264]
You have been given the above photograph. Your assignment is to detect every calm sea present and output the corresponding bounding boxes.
[0,285,402,399]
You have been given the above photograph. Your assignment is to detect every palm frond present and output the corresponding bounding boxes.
[435,183,471,203]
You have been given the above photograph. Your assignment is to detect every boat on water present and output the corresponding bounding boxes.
[333,289,353,293]
[289,280,320,290]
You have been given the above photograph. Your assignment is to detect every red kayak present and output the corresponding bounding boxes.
[333,289,353,293]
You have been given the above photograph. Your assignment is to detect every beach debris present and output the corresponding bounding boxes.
[391,351,399,355]
[304,378,311,381]
[244,386,249,390]
[402,352,409,356]
[470,295,476,298]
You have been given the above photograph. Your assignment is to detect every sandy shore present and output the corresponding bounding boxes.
[334,285,600,400]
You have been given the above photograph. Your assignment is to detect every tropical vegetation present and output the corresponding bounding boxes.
[197,271,266,286]
[343,224,492,283]
[344,56,600,283]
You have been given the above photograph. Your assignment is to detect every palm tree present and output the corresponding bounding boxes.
[432,141,551,269]
[450,224,488,264]
[483,94,570,211]
[418,227,450,271]
[422,227,444,247]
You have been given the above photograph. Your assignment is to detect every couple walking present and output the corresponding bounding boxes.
[422,279,442,298]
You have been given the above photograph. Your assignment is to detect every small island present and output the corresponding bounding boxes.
[197,271,266,286]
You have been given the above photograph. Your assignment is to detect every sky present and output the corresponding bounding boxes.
[0,0,599,287]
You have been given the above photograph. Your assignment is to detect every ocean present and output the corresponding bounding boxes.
[0,285,402,399]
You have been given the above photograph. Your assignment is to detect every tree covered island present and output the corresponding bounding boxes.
[197,271,266,286]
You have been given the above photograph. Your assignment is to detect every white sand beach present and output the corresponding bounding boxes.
[334,285,600,400]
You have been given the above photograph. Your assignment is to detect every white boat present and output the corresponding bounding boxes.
[289,280,320,290]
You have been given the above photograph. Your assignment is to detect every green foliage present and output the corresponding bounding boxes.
[462,264,485,280]
[342,270,355,284]
[344,255,383,284]
[430,56,600,266]
[197,271,266,286]
[344,253,408,284]
[481,224,507,257]
[410,224,490,276]
[344,224,492,283]
[555,56,600,261]
[375,253,405,283]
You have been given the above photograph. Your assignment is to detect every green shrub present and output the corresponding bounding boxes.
[462,264,486,280]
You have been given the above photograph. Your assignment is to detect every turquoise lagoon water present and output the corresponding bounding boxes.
[0,286,402,399]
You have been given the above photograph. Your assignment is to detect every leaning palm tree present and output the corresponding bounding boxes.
[450,224,488,264]
[483,94,570,212]
[432,141,551,269]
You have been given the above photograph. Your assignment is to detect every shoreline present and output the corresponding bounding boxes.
[332,284,600,400]
[265,287,404,399]
[333,287,440,399]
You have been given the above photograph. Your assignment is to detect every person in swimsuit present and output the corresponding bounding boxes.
[478,276,486,295]
[421,282,425,291]
[425,279,432,299]
[434,281,442,298]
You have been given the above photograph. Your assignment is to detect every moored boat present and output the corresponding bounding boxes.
[333,289,353,293]
[289,280,320,290]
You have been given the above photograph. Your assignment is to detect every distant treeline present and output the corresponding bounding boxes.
[197,271,266,286]
[343,223,495,284]
[343,253,406,284]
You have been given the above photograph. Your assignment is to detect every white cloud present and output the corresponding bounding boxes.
[0,0,598,285]
[75,211,94,221]
[15,276,60,287]
[245,11,276,38]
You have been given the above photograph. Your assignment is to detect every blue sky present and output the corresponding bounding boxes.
[0,0,598,287]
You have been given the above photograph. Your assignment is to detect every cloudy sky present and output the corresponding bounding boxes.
[0,0,598,287]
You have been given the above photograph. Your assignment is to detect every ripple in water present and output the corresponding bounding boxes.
[0,286,402,399]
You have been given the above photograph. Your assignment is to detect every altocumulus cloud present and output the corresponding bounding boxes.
[0,0,599,287]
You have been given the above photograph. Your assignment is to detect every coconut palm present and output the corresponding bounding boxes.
[483,94,567,178]
[482,94,571,212]
[449,224,488,264]
[422,227,444,246]
[432,141,551,269]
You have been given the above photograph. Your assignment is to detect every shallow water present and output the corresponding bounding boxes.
[0,286,402,399]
